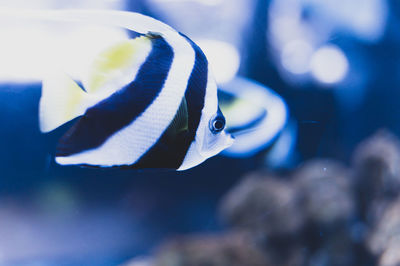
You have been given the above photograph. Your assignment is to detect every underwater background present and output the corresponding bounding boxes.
[1,0,400,265]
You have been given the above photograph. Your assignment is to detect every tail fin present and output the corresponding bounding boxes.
[39,72,89,133]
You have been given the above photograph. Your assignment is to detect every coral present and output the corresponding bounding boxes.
[219,173,305,237]
[152,233,270,266]
[293,160,355,226]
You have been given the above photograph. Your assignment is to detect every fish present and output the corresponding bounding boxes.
[219,77,288,157]
[219,77,296,169]
[0,9,234,171]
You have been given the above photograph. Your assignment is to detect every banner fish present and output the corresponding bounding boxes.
[2,9,234,170]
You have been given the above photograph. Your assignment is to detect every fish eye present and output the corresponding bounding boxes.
[210,115,225,134]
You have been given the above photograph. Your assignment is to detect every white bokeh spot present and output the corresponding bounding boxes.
[310,45,349,84]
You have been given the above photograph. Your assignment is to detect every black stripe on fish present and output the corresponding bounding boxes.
[182,34,208,140]
[56,36,174,157]
[132,33,208,169]
[131,96,191,169]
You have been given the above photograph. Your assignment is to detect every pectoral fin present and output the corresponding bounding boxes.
[165,97,189,139]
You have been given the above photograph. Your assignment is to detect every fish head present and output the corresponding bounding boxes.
[196,75,234,159]
[178,79,234,171]
[197,106,234,158]
[176,37,234,170]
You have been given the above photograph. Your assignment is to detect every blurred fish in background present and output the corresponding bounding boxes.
[246,0,397,163]
[1,0,400,265]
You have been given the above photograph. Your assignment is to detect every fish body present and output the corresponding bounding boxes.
[1,9,233,170]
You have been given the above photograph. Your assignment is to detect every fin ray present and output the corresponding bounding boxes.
[166,97,189,138]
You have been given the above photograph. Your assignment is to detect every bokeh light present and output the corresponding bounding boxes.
[310,45,349,84]
[197,39,240,84]
[281,39,314,75]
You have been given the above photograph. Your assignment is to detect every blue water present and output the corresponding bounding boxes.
[1,0,400,264]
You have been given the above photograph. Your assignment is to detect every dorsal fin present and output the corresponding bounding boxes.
[84,36,152,95]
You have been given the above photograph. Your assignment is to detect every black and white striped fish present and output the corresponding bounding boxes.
[2,9,234,170]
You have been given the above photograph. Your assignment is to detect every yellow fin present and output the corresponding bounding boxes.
[39,72,89,133]
[85,36,152,94]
